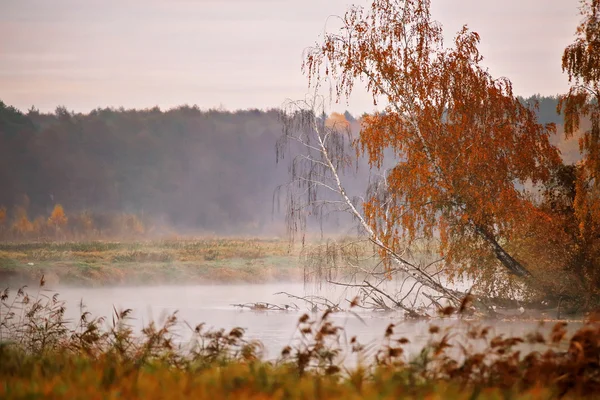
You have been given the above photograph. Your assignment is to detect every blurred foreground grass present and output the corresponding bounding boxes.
[0,352,557,399]
[1,282,599,399]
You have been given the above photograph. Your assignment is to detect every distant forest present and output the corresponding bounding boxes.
[0,95,581,237]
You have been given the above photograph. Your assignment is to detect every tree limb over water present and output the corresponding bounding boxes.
[276,0,600,315]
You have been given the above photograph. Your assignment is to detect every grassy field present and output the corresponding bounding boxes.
[4,241,599,398]
[0,238,303,286]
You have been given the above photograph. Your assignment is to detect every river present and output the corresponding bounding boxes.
[15,282,580,362]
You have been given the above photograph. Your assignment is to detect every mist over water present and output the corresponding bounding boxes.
[45,282,582,362]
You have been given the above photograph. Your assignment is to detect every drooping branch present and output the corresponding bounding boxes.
[277,94,464,309]
[301,0,561,282]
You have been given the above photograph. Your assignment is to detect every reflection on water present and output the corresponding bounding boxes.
[31,283,583,360]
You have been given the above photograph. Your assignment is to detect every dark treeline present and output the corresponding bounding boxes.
[0,95,575,237]
[0,103,290,235]
[519,94,564,125]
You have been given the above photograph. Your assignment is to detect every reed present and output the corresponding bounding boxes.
[2,279,600,399]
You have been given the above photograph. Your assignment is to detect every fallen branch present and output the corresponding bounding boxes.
[274,292,342,312]
[231,302,298,311]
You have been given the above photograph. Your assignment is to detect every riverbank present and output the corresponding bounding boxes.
[0,239,303,287]
[1,283,598,399]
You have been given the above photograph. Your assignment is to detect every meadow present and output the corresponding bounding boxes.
[0,238,302,287]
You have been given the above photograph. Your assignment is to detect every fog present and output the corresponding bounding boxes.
[21,282,581,362]
[0,104,374,237]
[0,97,573,239]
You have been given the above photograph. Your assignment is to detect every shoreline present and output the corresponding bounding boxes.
[0,260,305,288]
[0,238,304,287]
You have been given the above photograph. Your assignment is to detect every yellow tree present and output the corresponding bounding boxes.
[48,204,68,235]
[0,206,6,227]
[303,0,561,284]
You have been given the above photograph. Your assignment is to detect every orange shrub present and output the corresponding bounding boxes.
[48,204,68,229]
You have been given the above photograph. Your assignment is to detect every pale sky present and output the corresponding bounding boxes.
[0,0,582,115]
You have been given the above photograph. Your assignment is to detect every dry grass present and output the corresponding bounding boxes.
[0,238,292,262]
[0,238,302,286]
[2,282,600,399]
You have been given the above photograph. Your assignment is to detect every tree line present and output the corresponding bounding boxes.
[0,105,295,238]
[0,92,583,241]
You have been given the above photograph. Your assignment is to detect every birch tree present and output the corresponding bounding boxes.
[302,0,561,280]
[278,0,568,313]
[278,95,464,312]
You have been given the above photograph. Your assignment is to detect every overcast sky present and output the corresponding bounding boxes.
[0,0,582,115]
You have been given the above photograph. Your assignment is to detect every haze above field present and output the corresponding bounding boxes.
[0,0,590,237]
[1,0,580,115]
[0,96,583,237]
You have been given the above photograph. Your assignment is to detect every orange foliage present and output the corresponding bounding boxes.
[560,0,600,180]
[0,205,151,240]
[0,206,6,227]
[48,204,68,228]
[552,0,600,303]
[325,112,350,130]
[304,0,561,279]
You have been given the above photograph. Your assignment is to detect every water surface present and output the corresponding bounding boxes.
[40,283,582,361]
